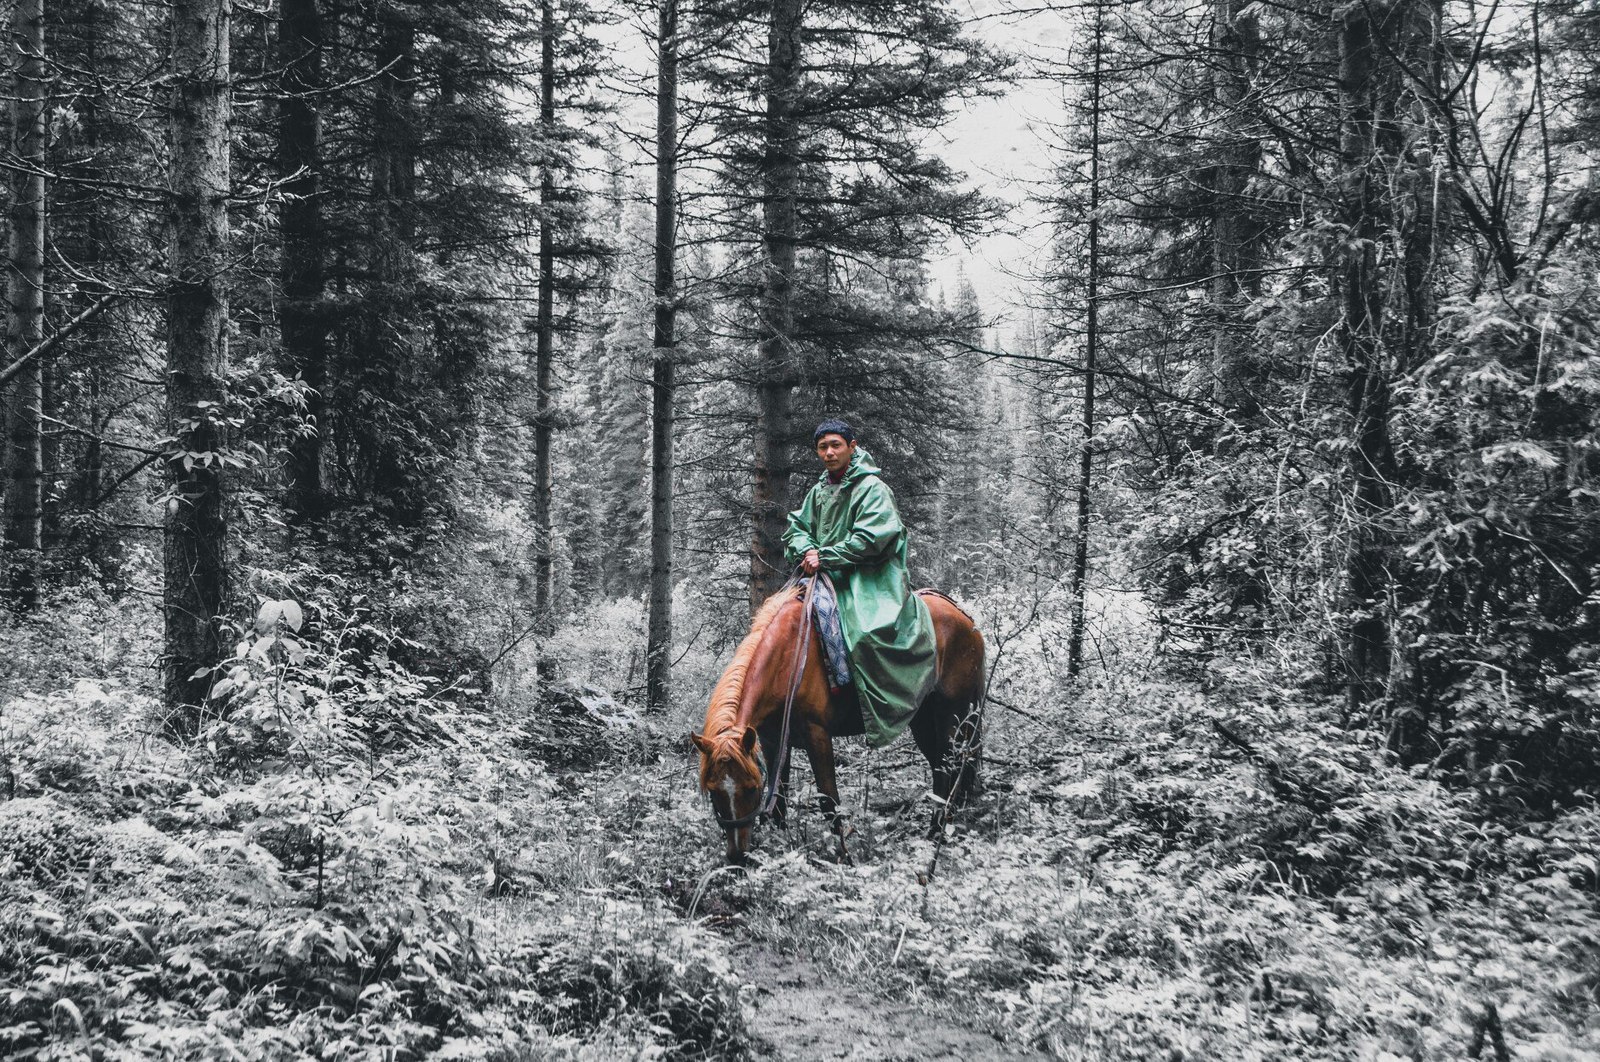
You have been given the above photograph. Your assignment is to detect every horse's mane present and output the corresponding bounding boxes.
[701,588,795,739]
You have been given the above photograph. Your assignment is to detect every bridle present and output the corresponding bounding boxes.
[707,572,824,833]
[709,736,768,831]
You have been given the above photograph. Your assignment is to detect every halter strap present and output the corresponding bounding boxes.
[710,731,768,830]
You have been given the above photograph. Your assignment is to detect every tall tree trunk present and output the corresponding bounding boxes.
[1381,0,1443,748]
[279,0,326,515]
[1397,0,1442,376]
[165,0,232,717]
[1066,0,1103,677]
[1338,0,1397,717]
[3,0,45,610]
[1203,0,1271,636]
[532,0,556,671]
[1209,0,1261,417]
[66,6,109,545]
[646,0,678,714]
[367,11,415,508]
[750,0,802,612]
[372,15,415,247]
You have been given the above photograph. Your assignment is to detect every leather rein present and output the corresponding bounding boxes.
[711,572,825,832]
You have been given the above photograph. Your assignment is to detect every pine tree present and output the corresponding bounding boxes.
[647,0,679,711]
[925,265,990,593]
[1067,0,1106,678]
[278,0,327,516]
[3,0,46,609]
[164,0,232,716]
[272,0,597,534]
[688,0,1010,606]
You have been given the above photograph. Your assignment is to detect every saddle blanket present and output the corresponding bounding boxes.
[801,576,852,691]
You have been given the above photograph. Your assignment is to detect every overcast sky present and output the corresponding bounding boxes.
[591,0,1080,346]
[926,2,1077,342]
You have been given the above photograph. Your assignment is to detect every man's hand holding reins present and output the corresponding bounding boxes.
[802,549,821,575]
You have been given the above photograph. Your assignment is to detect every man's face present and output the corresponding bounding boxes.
[816,433,856,475]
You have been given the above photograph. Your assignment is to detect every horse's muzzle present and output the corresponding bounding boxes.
[723,825,752,864]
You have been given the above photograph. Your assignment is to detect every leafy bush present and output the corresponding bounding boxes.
[0,581,751,1061]
[493,934,750,1060]
[0,798,99,891]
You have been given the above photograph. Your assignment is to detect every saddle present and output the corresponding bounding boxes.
[914,587,975,622]
[804,584,972,740]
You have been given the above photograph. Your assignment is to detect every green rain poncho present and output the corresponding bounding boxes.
[782,447,938,746]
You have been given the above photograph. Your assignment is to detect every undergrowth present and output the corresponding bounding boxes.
[516,586,1600,1061]
[0,580,751,1061]
[4,581,1598,1059]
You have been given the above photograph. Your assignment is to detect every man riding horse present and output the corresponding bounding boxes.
[693,418,984,863]
[782,419,940,746]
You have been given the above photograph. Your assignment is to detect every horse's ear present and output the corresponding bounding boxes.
[740,726,759,755]
[689,732,712,755]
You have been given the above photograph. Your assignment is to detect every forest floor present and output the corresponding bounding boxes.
[498,612,1600,1061]
[4,589,1599,1059]
[730,943,1049,1061]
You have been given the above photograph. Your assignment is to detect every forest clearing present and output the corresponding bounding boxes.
[3,0,1600,1057]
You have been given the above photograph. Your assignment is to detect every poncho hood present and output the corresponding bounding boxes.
[821,446,881,486]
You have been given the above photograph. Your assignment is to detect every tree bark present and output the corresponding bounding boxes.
[372,15,415,246]
[165,0,232,718]
[532,0,556,670]
[279,0,326,515]
[1381,0,1443,749]
[1397,0,1443,375]
[365,10,416,509]
[646,0,678,714]
[60,11,110,553]
[1066,0,1104,677]
[3,0,45,610]
[1209,0,1262,417]
[1338,0,1397,716]
[750,0,802,613]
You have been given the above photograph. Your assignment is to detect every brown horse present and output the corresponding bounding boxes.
[690,585,985,864]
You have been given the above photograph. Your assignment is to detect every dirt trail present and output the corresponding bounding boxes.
[734,946,1053,1061]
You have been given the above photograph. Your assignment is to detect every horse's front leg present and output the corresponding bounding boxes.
[763,728,794,828]
[802,722,852,865]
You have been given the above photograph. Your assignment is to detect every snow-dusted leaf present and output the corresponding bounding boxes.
[1481,441,1560,470]
[255,600,282,634]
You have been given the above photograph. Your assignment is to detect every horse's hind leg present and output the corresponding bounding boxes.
[802,723,852,864]
[913,695,983,839]
[911,701,954,838]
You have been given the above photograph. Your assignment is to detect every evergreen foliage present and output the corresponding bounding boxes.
[2,0,1600,1054]
[1035,0,1600,800]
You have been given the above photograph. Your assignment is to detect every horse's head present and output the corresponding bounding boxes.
[690,726,766,864]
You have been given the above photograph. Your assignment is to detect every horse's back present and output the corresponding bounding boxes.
[916,589,985,701]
